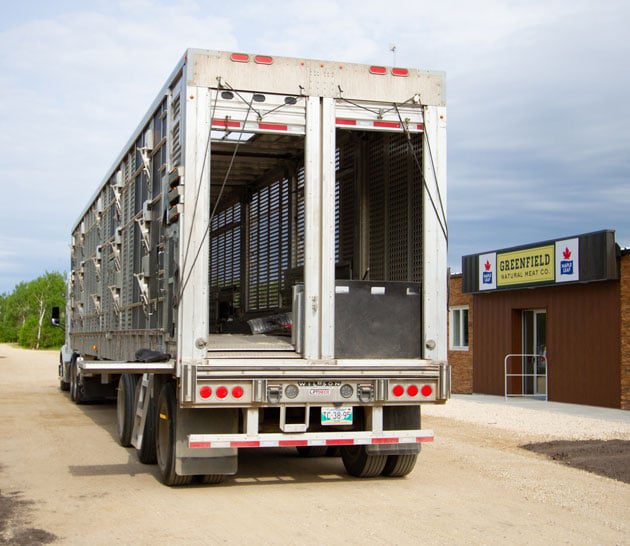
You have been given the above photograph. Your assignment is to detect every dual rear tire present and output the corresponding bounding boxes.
[340,446,418,478]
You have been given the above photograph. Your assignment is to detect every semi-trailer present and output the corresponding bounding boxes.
[57,49,450,485]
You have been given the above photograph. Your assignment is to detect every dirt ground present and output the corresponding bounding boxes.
[0,344,628,545]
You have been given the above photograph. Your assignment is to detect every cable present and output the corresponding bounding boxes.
[393,104,448,242]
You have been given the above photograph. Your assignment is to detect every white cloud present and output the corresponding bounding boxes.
[0,0,628,290]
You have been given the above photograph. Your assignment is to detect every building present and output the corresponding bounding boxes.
[448,230,629,409]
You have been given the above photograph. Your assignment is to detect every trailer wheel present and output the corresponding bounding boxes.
[340,446,387,478]
[199,474,225,485]
[116,374,139,447]
[296,446,328,457]
[59,354,70,391]
[381,454,418,477]
[135,379,157,464]
[70,359,86,404]
[156,382,192,486]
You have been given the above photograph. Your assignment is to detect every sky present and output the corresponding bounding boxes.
[0,0,628,292]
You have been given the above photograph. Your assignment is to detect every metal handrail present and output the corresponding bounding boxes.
[504,353,547,401]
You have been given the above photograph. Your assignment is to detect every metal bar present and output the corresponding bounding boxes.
[78,360,174,374]
[504,353,548,400]
[303,97,322,359]
[188,428,435,449]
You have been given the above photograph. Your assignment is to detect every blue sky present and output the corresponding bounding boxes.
[1,0,628,292]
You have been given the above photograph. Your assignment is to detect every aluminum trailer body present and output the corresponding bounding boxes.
[59,49,449,485]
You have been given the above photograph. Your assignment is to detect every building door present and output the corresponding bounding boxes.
[522,310,547,396]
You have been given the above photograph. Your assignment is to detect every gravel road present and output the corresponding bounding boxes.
[0,344,628,545]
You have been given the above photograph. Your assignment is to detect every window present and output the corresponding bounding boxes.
[450,306,469,350]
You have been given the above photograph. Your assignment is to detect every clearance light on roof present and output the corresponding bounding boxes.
[391,67,409,77]
[369,65,387,75]
[230,53,249,63]
[255,55,273,65]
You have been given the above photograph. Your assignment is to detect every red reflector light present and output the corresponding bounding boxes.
[369,65,387,75]
[336,118,357,126]
[421,385,433,397]
[230,53,249,63]
[255,55,273,64]
[212,119,240,128]
[392,385,404,397]
[416,123,425,131]
[199,386,212,399]
[391,67,409,77]
[232,386,244,399]
[258,122,288,131]
[407,385,419,397]
[216,386,228,399]
[373,120,401,129]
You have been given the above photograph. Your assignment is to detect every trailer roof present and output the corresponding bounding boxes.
[72,49,446,234]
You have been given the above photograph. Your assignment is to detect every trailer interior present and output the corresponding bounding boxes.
[208,115,424,356]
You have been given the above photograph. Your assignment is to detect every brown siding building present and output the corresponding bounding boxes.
[454,230,629,409]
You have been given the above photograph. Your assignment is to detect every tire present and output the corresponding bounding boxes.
[59,355,70,391]
[199,475,225,485]
[156,382,192,486]
[381,454,418,477]
[135,379,157,464]
[340,445,387,478]
[296,446,328,457]
[116,374,139,447]
[70,359,86,404]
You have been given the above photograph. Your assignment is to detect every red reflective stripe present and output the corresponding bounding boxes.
[372,437,399,444]
[391,68,409,77]
[369,66,387,75]
[231,440,260,448]
[230,53,249,63]
[255,55,273,64]
[336,118,357,126]
[326,438,354,446]
[373,121,401,129]
[189,441,211,449]
[279,440,309,447]
[417,436,434,443]
[259,122,288,131]
[212,119,240,128]
[416,123,424,131]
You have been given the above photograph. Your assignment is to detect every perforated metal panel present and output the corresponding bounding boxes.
[247,177,290,311]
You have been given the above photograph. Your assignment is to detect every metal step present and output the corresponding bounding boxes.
[205,334,294,352]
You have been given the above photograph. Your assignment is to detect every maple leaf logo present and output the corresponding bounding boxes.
[562,247,571,260]
[484,260,491,271]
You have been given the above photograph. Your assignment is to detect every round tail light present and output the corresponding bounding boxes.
[392,385,404,397]
[199,386,212,399]
[232,386,244,399]
[407,385,419,397]
[216,386,228,399]
[421,385,433,397]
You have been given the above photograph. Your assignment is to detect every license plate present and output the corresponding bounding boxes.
[321,407,353,426]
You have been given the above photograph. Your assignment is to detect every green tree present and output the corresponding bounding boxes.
[0,272,66,349]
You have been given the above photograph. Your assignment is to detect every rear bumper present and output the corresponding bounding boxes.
[188,429,434,449]
[184,361,451,407]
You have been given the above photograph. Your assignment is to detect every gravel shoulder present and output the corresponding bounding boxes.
[0,344,629,545]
